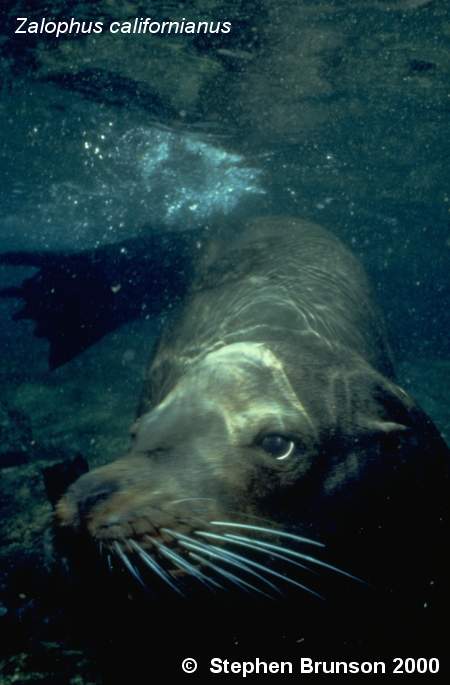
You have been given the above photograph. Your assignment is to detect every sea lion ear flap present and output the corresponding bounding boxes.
[366,376,450,465]
[361,381,415,436]
[358,417,409,441]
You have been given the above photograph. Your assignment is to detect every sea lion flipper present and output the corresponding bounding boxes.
[0,248,120,367]
[0,232,197,368]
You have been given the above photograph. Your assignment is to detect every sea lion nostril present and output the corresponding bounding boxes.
[78,483,118,519]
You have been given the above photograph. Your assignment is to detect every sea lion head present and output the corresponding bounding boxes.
[56,343,323,590]
[56,341,448,598]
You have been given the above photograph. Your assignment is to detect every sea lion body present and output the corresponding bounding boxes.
[57,217,449,605]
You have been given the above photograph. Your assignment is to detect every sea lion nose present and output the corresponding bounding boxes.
[76,480,119,521]
[56,470,124,530]
[55,478,116,529]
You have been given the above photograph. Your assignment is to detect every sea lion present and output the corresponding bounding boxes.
[56,216,449,610]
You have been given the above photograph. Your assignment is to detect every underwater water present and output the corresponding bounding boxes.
[0,0,449,682]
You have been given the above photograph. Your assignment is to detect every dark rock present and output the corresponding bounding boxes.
[43,455,89,508]
[0,402,33,469]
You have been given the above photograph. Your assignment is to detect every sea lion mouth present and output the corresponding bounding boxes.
[87,517,363,600]
[56,473,364,599]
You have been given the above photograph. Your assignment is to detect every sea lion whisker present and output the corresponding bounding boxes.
[205,532,314,573]
[171,511,215,531]
[155,541,223,591]
[220,534,364,583]
[221,511,290,528]
[167,497,216,507]
[210,521,324,548]
[163,528,281,594]
[113,541,145,587]
[182,540,281,595]
[187,552,274,599]
[196,532,323,599]
[128,540,184,596]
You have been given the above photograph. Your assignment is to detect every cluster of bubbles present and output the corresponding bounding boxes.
[1,96,264,252]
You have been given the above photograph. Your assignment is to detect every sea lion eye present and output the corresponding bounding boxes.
[260,435,295,460]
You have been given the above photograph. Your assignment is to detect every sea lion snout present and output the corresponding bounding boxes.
[56,449,223,544]
[71,480,119,525]
[56,468,122,531]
